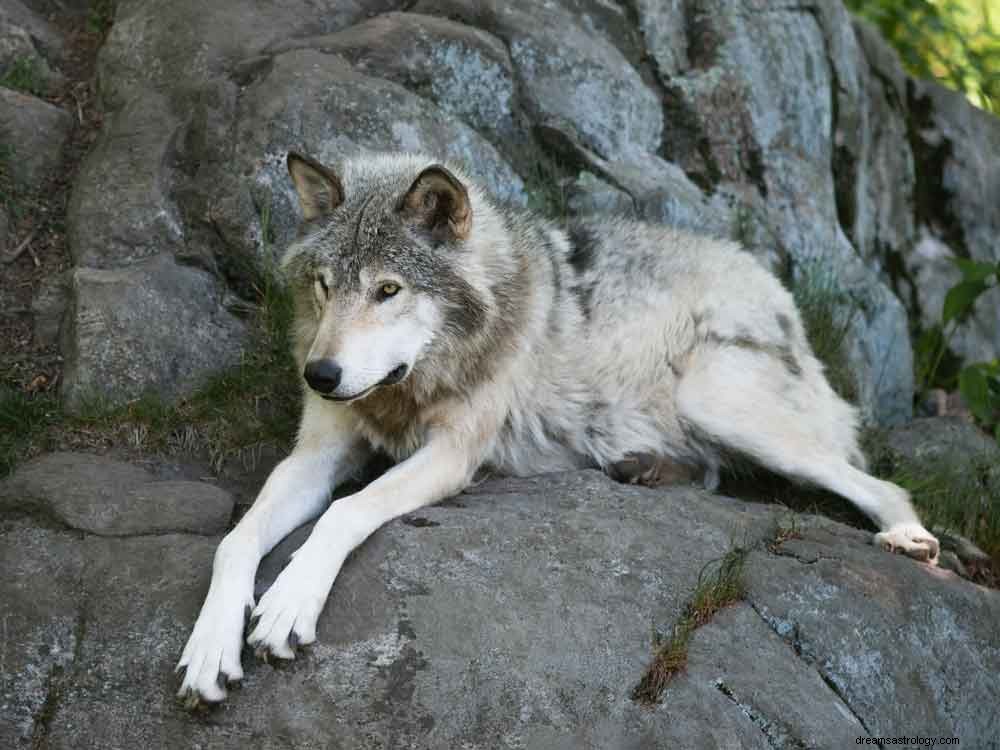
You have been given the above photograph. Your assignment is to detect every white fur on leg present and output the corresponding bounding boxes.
[248,428,479,661]
[874,522,940,564]
[176,396,366,707]
[675,346,940,567]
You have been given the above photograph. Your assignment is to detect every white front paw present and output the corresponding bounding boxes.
[247,553,336,661]
[874,523,940,565]
[176,590,253,709]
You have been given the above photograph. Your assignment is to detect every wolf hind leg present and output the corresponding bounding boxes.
[675,347,939,564]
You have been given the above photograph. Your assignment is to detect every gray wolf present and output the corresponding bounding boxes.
[176,151,939,705]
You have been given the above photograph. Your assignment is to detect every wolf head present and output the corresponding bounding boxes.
[281,151,500,403]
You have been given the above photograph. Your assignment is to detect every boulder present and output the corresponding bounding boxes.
[0,521,84,748]
[2,468,997,748]
[204,48,525,265]
[66,91,185,269]
[413,0,663,163]
[0,87,72,192]
[60,255,247,411]
[0,452,236,535]
[269,13,523,164]
[0,0,65,92]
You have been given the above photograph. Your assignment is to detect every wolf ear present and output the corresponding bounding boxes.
[398,165,472,242]
[287,152,345,220]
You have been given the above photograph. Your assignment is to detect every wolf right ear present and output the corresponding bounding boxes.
[287,152,345,220]
[398,165,472,243]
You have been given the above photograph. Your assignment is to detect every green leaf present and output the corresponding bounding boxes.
[943,279,989,324]
[959,365,995,423]
[952,257,997,282]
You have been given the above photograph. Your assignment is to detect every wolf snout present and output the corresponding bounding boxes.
[303,359,342,394]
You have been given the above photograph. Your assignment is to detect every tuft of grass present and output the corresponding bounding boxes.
[87,0,117,35]
[0,142,21,219]
[518,138,575,220]
[1,255,300,479]
[0,56,47,97]
[789,262,859,404]
[632,544,748,704]
[0,388,60,477]
[767,513,804,551]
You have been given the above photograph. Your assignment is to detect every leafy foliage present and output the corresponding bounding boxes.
[846,0,1000,112]
[922,257,1000,440]
[0,56,46,97]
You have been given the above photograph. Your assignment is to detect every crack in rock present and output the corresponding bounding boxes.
[746,598,883,748]
[714,678,808,750]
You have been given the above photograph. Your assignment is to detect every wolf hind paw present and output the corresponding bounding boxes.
[874,523,940,565]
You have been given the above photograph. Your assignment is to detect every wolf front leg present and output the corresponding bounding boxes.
[246,424,483,661]
[176,394,368,707]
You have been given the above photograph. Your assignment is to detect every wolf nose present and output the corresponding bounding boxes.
[303,360,342,394]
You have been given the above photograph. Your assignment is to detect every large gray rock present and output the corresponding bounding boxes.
[0,0,65,92]
[637,0,914,424]
[2,468,997,748]
[66,92,185,269]
[905,80,1000,362]
[270,13,522,164]
[60,255,247,411]
[96,0,395,110]
[413,0,663,164]
[0,452,235,535]
[0,521,84,748]
[748,515,1000,744]
[204,48,526,264]
[0,87,72,191]
[58,0,1000,420]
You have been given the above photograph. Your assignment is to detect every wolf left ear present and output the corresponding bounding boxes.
[398,165,472,242]
[287,152,345,220]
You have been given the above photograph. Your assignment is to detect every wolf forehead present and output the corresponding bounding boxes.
[280,152,478,288]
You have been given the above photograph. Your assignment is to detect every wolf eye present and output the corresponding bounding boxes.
[377,282,401,300]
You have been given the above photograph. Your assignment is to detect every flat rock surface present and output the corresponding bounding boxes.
[0,451,235,535]
[1,465,997,748]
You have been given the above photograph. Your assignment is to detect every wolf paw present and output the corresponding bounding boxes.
[874,523,940,565]
[176,594,253,709]
[247,561,328,661]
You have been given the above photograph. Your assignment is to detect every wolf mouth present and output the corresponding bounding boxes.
[320,364,408,402]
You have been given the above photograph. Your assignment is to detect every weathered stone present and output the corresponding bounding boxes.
[681,605,865,748]
[906,80,1000,362]
[0,87,72,191]
[644,0,914,425]
[0,0,65,88]
[0,452,235,535]
[270,13,522,161]
[414,0,663,163]
[96,0,396,110]
[45,533,220,750]
[66,91,185,268]
[837,20,916,270]
[747,515,1000,744]
[31,269,67,349]
[901,229,1000,363]
[209,48,525,263]
[882,416,1000,466]
[564,171,636,218]
[632,0,687,78]
[0,520,84,748]
[2,467,995,748]
[60,255,247,411]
